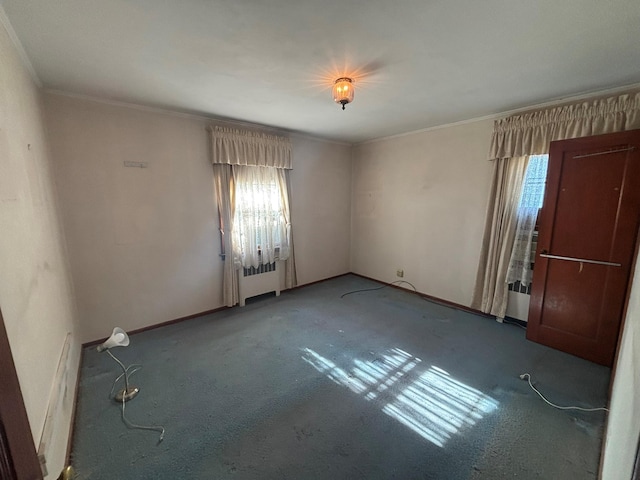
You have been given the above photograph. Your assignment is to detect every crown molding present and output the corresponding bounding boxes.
[43,80,640,149]
[355,82,640,147]
[43,89,352,147]
[0,3,42,87]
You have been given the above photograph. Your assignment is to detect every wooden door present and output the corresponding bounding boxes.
[527,130,640,366]
[0,307,42,479]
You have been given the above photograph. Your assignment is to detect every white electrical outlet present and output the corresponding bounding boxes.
[397,269,404,278]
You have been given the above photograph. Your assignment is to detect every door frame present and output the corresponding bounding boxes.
[598,223,640,478]
[0,306,42,480]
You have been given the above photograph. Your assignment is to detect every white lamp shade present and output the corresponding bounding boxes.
[97,327,130,352]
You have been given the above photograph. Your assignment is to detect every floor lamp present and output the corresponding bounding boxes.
[97,327,165,441]
[97,327,139,402]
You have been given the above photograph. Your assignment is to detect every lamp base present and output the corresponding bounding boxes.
[115,386,139,402]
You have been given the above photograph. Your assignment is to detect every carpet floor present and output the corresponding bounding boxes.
[71,275,610,479]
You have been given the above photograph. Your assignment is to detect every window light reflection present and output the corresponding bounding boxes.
[301,347,498,447]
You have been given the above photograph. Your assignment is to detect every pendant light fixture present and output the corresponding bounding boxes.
[332,77,354,110]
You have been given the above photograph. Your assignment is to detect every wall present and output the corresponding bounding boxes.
[290,137,352,286]
[44,93,352,342]
[350,120,494,307]
[601,253,640,479]
[0,19,80,479]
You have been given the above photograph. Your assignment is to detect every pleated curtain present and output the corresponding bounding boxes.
[472,91,640,319]
[210,126,292,169]
[471,157,528,317]
[210,126,297,307]
[277,168,297,289]
[489,92,640,160]
[213,164,238,307]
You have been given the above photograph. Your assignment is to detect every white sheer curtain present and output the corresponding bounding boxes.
[506,155,549,286]
[232,166,291,269]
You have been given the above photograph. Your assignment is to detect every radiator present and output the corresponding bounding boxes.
[238,261,281,306]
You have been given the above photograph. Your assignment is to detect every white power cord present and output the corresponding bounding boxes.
[108,352,166,442]
[519,373,609,412]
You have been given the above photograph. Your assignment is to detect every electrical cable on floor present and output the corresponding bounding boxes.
[340,280,420,299]
[519,373,609,412]
[342,281,532,333]
[503,319,527,330]
[107,353,166,443]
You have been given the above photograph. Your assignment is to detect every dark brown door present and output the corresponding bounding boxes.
[0,307,42,480]
[527,130,640,366]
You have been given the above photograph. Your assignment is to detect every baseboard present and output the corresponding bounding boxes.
[83,276,352,347]
[349,273,494,319]
[82,306,230,347]
[288,272,351,291]
[65,346,83,465]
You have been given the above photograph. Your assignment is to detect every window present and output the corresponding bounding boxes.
[518,154,548,212]
[506,154,549,287]
[232,166,290,268]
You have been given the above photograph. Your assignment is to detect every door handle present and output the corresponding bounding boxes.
[539,253,621,267]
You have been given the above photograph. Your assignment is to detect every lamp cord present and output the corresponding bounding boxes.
[106,350,166,442]
[106,350,132,392]
[519,373,609,412]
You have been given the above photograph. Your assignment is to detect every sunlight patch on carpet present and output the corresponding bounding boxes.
[301,347,498,447]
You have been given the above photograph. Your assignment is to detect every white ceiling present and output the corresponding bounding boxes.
[3,0,640,143]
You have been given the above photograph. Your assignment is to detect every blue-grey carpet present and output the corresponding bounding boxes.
[71,275,610,479]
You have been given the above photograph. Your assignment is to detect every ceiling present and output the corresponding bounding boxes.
[3,0,640,144]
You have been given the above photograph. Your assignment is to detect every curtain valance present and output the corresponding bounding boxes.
[489,92,640,160]
[209,126,292,169]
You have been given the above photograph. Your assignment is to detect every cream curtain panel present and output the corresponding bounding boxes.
[210,126,297,306]
[489,92,640,160]
[471,157,528,317]
[279,169,297,289]
[473,91,640,319]
[209,126,293,169]
[213,164,238,307]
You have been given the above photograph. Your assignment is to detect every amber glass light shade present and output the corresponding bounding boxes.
[332,77,354,110]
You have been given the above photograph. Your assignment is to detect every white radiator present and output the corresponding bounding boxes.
[238,261,281,306]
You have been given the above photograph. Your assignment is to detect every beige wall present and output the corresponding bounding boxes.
[350,120,494,306]
[0,21,80,479]
[290,136,352,286]
[601,255,640,480]
[44,93,352,342]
